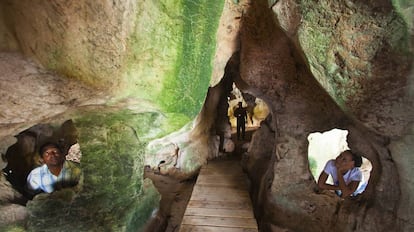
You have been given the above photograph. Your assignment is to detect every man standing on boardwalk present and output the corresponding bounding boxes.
[234,101,247,140]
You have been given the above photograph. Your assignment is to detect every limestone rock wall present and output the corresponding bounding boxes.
[0,53,106,141]
[0,3,18,52]
[1,0,224,118]
[3,0,137,88]
[239,0,413,231]
[0,0,225,231]
[0,0,413,231]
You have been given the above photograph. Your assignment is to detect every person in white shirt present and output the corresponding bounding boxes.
[26,142,81,196]
[317,150,366,198]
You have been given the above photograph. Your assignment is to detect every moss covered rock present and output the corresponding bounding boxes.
[26,110,161,231]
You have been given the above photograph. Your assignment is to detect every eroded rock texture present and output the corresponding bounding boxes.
[0,0,224,231]
[0,0,413,231]
[239,0,413,231]
[2,0,136,87]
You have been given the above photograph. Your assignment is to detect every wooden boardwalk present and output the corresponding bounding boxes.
[180,157,258,231]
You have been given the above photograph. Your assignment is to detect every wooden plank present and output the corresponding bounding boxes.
[180,225,258,232]
[190,192,250,202]
[183,207,255,218]
[191,185,250,196]
[192,182,248,190]
[196,176,249,187]
[187,199,254,210]
[181,215,258,229]
[180,159,258,232]
[195,183,248,191]
[189,192,250,202]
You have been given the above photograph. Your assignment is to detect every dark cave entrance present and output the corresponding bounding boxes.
[2,119,82,201]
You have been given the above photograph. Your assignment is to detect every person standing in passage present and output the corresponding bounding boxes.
[234,102,247,140]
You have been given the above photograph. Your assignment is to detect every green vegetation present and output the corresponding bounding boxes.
[308,156,318,178]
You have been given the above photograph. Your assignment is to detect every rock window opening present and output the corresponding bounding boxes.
[307,128,372,196]
[227,84,269,140]
[2,120,82,201]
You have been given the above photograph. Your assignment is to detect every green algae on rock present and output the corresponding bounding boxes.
[26,110,161,231]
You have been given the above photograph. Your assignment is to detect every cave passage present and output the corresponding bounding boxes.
[227,85,269,135]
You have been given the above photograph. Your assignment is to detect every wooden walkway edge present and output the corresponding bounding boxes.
[180,158,258,232]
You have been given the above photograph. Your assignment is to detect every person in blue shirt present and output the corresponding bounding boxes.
[26,142,81,196]
[317,150,366,198]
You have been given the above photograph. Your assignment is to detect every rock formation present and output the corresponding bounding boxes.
[0,0,413,231]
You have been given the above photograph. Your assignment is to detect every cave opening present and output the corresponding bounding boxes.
[227,84,269,142]
[207,50,269,157]
[307,128,372,196]
[2,119,82,202]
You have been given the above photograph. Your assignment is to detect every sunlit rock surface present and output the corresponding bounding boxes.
[241,0,413,231]
[0,0,224,231]
[0,52,106,142]
[0,0,413,231]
